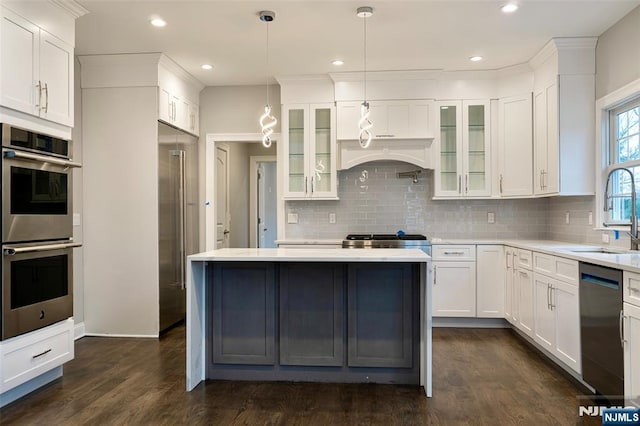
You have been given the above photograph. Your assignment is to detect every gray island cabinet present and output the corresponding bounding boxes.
[186,248,432,397]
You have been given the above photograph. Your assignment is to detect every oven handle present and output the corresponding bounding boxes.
[3,149,82,168]
[3,242,82,256]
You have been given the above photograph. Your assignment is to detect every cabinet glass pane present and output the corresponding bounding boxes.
[467,105,486,191]
[440,105,457,191]
[314,108,332,193]
[289,109,305,192]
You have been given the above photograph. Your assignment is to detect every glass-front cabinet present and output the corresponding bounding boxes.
[434,100,491,198]
[282,103,337,199]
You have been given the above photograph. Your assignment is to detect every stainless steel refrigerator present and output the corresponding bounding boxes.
[158,122,199,333]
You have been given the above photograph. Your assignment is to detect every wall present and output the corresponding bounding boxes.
[285,162,549,240]
[71,58,85,327]
[199,85,281,135]
[595,5,640,99]
[225,142,276,248]
[82,86,159,336]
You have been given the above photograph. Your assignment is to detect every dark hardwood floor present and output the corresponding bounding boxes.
[0,326,599,425]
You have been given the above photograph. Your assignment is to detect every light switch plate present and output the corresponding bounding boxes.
[287,213,298,224]
[588,211,593,225]
[487,212,495,224]
[73,213,81,227]
[565,212,570,224]
[602,233,610,244]
[329,213,336,224]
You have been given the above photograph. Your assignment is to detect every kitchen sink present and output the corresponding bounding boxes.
[568,247,629,254]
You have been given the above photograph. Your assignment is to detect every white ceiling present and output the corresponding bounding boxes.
[75,1,640,87]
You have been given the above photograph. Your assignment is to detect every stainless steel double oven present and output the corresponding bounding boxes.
[1,123,81,340]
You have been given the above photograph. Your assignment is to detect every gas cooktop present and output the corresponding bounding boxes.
[345,234,428,241]
[342,234,431,251]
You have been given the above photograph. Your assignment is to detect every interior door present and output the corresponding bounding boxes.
[257,162,277,248]
[215,147,229,249]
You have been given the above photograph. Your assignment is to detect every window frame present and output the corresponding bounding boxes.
[596,79,640,231]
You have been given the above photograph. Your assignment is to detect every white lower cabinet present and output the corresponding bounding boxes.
[504,247,515,324]
[625,302,640,407]
[476,245,504,318]
[517,267,534,338]
[432,245,477,317]
[532,252,580,373]
[0,318,74,394]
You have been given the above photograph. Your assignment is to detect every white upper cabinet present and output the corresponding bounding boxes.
[530,38,596,196]
[434,100,491,198]
[497,93,533,197]
[158,60,200,136]
[0,6,74,127]
[282,103,337,200]
[336,100,433,141]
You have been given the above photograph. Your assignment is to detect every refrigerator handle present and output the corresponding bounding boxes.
[179,150,187,290]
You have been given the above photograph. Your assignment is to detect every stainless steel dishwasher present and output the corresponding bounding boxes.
[579,262,624,401]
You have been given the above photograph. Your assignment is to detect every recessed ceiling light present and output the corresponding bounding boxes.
[201,64,213,70]
[150,18,166,27]
[469,56,483,62]
[501,3,519,13]
[332,60,344,66]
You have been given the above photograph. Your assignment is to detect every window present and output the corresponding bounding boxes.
[606,98,640,223]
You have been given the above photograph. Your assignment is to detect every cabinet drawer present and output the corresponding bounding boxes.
[624,271,640,308]
[0,319,74,392]
[515,249,532,270]
[432,245,476,261]
[532,253,578,285]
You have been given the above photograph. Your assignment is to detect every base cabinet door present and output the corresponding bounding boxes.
[517,268,534,337]
[625,302,640,407]
[347,263,413,368]
[476,245,504,317]
[210,263,275,365]
[433,261,476,317]
[553,280,580,373]
[533,274,555,351]
[280,263,344,366]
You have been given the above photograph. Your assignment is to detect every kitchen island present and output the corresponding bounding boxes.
[186,248,432,396]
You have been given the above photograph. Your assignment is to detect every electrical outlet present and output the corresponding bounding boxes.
[329,213,336,224]
[588,211,593,226]
[565,211,570,224]
[287,213,298,224]
[602,233,610,244]
[487,212,495,224]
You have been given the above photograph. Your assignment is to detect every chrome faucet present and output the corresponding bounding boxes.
[604,167,639,250]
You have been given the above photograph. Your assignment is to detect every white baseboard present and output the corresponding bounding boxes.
[83,332,158,338]
[74,321,85,340]
[433,317,510,328]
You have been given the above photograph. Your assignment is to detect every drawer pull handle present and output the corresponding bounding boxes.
[443,251,465,255]
[32,348,52,359]
[630,284,640,293]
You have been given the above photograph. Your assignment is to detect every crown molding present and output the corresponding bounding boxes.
[49,0,89,18]
[158,54,205,91]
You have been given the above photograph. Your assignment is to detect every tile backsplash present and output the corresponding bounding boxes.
[285,162,549,240]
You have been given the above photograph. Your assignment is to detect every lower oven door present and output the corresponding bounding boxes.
[2,240,80,340]
[2,149,78,242]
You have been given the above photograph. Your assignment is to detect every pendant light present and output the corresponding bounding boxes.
[357,6,373,149]
[259,11,277,148]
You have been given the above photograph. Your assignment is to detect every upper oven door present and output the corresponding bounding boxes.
[2,149,79,243]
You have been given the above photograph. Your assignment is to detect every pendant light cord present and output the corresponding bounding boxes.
[266,21,270,105]
[363,12,367,103]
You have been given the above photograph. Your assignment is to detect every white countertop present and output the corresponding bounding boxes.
[189,247,429,262]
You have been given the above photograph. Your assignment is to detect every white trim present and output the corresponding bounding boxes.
[594,77,640,231]
[0,366,62,408]
[249,155,277,248]
[83,333,158,338]
[74,321,85,340]
[49,0,89,18]
[205,133,281,251]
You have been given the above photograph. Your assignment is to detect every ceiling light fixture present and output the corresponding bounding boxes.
[201,64,213,70]
[469,56,483,62]
[332,59,344,66]
[357,6,373,149]
[501,3,519,13]
[150,18,166,27]
[259,11,277,148]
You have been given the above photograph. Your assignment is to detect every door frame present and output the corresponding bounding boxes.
[250,155,277,248]
[205,133,281,251]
